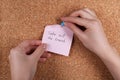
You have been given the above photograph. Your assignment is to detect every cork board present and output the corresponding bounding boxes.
[0,0,120,80]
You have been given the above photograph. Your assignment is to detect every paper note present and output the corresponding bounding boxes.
[42,24,73,56]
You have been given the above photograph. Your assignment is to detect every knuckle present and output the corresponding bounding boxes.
[9,48,16,59]
[90,20,100,26]
[10,48,18,55]
[24,39,34,43]
[78,10,84,14]
[22,40,32,46]
[83,8,96,16]
[10,48,15,53]
[23,40,30,43]
[8,55,11,60]
[83,8,90,11]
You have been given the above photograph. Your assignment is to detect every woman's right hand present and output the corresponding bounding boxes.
[61,8,111,56]
[61,9,120,80]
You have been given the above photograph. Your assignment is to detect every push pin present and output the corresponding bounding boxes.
[60,21,65,27]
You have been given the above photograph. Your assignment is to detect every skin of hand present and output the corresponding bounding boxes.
[9,40,51,80]
[61,8,110,55]
[61,8,120,80]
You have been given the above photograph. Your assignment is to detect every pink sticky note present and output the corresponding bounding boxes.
[42,24,73,56]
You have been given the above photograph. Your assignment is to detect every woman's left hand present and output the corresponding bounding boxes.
[9,40,51,80]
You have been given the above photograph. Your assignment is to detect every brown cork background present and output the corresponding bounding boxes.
[0,0,120,80]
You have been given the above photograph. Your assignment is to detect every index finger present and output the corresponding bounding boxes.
[15,40,42,54]
[61,16,92,28]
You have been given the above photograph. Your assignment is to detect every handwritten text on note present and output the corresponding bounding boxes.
[42,24,73,56]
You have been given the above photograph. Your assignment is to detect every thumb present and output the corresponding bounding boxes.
[31,43,46,61]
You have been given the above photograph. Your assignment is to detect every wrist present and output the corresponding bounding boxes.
[11,74,31,80]
[96,45,119,61]
[11,70,32,80]
[93,43,112,57]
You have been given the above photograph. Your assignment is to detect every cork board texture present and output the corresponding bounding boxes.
[0,0,120,80]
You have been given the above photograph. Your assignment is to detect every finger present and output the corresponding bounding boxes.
[39,58,47,62]
[61,17,91,28]
[64,22,86,41]
[70,9,95,19]
[16,40,42,54]
[40,52,51,58]
[20,40,41,47]
[31,43,46,61]
[83,8,97,17]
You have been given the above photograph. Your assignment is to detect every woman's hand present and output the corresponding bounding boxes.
[61,8,111,56]
[9,40,51,80]
[61,8,120,80]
